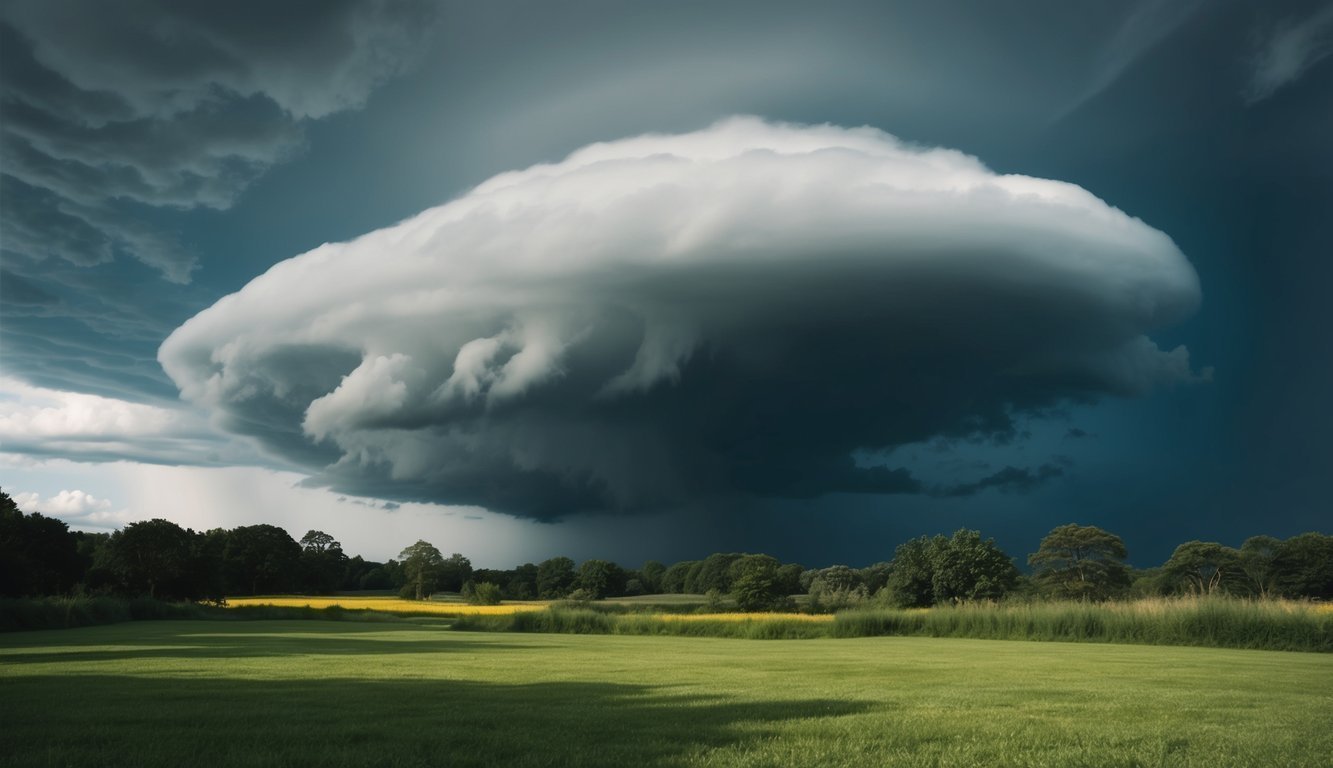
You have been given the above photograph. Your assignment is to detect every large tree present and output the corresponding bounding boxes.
[224,524,301,595]
[884,535,941,608]
[730,554,789,612]
[931,529,1019,603]
[1238,535,1282,598]
[399,540,445,600]
[688,553,742,594]
[1028,524,1131,601]
[299,530,347,594]
[536,556,576,599]
[637,560,666,594]
[1162,541,1241,595]
[576,559,627,599]
[104,519,196,599]
[885,530,1018,607]
[437,553,473,593]
[1273,532,1333,599]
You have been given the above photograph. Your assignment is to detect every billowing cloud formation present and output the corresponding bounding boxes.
[13,489,126,528]
[161,117,1203,519]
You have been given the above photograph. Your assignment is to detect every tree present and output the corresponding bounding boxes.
[104,519,196,599]
[399,540,445,600]
[805,565,867,613]
[223,525,301,595]
[576,559,626,599]
[638,560,666,594]
[1162,541,1240,595]
[885,530,1018,607]
[536,556,576,599]
[1028,524,1130,600]
[1238,535,1282,598]
[860,562,892,595]
[884,536,941,608]
[438,553,473,593]
[1272,532,1333,599]
[508,563,539,599]
[299,530,347,594]
[775,563,805,596]
[661,561,697,594]
[299,530,337,553]
[689,553,742,594]
[930,529,1018,603]
[730,554,791,612]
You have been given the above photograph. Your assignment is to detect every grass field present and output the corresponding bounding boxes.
[2,620,1330,767]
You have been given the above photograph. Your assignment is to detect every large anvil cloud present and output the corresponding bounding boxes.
[159,117,1203,518]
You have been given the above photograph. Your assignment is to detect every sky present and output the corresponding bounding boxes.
[2,0,1330,569]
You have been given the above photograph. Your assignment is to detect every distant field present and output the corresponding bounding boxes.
[223,595,545,616]
[2,620,1330,767]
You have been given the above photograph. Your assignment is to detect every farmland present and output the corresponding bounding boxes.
[223,594,546,616]
[3,619,1330,767]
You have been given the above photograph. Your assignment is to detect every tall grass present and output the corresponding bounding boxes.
[833,597,1332,652]
[9,595,1328,652]
[452,607,829,639]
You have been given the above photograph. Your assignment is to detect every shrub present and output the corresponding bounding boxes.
[468,582,503,606]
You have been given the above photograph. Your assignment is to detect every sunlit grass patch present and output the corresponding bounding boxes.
[4,621,1330,767]
[224,596,546,616]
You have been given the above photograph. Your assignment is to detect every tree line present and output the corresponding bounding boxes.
[3,489,1330,608]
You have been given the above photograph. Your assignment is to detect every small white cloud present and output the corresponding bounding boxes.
[1243,5,1333,104]
[12,488,129,528]
[15,488,110,516]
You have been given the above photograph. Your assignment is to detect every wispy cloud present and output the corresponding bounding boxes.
[1243,4,1333,104]
[1054,0,1205,122]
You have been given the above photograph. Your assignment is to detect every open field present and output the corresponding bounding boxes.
[3,621,1331,767]
[223,595,546,616]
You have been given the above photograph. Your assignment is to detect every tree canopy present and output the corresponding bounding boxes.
[1028,524,1130,600]
[399,540,445,600]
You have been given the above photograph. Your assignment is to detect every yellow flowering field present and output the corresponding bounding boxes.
[224,596,546,616]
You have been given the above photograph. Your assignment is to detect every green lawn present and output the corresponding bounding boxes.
[2,621,1330,767]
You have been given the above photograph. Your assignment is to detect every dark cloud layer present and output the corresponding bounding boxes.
[0,0,437,403]
[161,118,1203,519]
[0,1,434,280]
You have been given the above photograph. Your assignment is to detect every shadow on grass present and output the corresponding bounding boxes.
[1,673,873,767]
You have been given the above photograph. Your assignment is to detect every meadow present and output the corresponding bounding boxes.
[2,619,1330,767]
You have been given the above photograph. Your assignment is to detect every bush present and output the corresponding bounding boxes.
[468,582,503,606]
[704,588,727,612]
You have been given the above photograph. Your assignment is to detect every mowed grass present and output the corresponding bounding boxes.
[2,621,1330,767]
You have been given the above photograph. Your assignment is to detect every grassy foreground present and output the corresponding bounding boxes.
[2,621,1331,767]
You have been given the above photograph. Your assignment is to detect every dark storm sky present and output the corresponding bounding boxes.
[2,0,1330,567]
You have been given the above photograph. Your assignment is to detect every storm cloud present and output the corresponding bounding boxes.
[160,117,1203,519]
[0,0,436,281]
